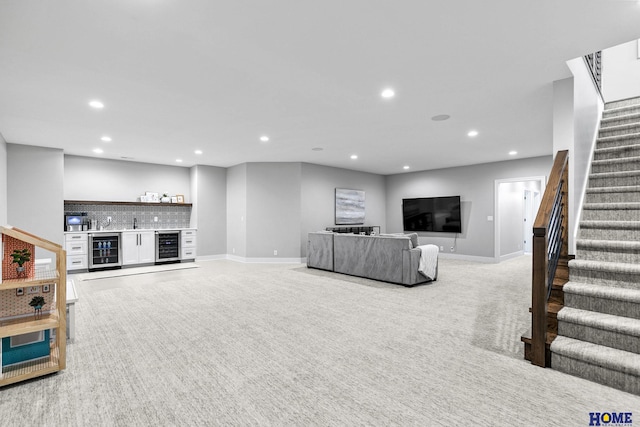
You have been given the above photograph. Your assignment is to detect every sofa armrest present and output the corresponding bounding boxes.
[307,232,334,271]
[402,248,429,286]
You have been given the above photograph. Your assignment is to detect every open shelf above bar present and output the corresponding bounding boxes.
[65,200,192,207]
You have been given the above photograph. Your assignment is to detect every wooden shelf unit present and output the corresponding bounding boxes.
[1,225,66,387]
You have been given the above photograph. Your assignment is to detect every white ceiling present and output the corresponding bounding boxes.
[1,1,640,175]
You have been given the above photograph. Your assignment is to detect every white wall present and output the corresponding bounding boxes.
[300,163,386,257]
[563,58,604,254]
[385,156,552,260]
[246,163,302,259]
[0,134,7,227]
[190,165,227,258]
[226,164,247,258]
[602,40,640,102]
[64,155,191,202]
[7,144,64,254]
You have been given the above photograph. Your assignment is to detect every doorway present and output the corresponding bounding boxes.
[494,176,545,262]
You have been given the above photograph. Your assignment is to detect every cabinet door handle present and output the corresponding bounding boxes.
[72,246,82,250]
[72,260,82,265]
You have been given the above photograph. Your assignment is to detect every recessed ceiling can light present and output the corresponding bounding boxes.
[194,150,203,155]
[509,151,518,156]
[350,154,358,160]
[381,88,395,99]
[89,100,104,109]
[176,159,183,163]
[467,130,479,137]
[403,165,410,170]
[260,135,269,142]
[101,136,112,142]
[93,148,103,154]
[312,147,323,151]
[431,114,450,121]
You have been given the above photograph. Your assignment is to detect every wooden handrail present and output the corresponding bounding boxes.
[531,150,569,367]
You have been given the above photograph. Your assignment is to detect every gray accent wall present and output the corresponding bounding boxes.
[190,165,227,257]
[0,134,7,227]
[226,164,247,257]
[64,155,191,202]
[385,156,552,259]
[246,163,302,258]
[7,144,64,253]
[300,163,386,257]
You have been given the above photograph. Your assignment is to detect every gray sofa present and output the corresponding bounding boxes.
[307,232,437,286]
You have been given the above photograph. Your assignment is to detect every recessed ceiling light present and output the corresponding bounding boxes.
[89,100,104,109]
[381,88,395,99]
[194,150,203,155]
[312,147,323,151]
[176,159,183,163]
[92,148,103,154]
[509,151,518,156]
[260,135,269,142]
[431,114,450,121]
[101,136,112,142]
[350,154,358,160]
[403,165,410,170]
[467,130,479,137]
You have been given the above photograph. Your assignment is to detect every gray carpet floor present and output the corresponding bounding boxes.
[1,257,639,426]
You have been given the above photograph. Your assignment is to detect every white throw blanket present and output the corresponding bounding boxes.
[417,244,439,280]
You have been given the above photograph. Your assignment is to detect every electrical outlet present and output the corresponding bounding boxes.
[107,216,112,222]
[232,248,235,254]
[450,246,455,252]
[440,246,444,251]
[274,250,278,256]
[154,217,158,222]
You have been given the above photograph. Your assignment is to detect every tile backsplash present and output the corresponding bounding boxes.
[65,203,192,230]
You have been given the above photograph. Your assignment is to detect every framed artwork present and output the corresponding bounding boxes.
[16,287,24,296]
[43,284,50,293]
[176,194,185,203]
[171,196,178,203]
[145,192,160,203]
[335,188,365,225]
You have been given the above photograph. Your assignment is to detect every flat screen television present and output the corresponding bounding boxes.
[402,196,462,233]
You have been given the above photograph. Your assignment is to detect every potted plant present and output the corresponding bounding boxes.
[161,192,171,203]
[29,295,46,318]
[11,248,31,277]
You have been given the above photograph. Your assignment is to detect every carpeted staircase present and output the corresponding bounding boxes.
[550,97,640,395]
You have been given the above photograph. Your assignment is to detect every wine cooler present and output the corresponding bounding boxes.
[88,233,122,269]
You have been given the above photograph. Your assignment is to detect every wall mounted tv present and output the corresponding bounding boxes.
[402,196,462,233]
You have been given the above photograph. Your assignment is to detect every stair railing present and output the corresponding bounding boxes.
[531,150,569,367]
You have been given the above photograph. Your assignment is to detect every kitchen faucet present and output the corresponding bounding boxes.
[133,218,138,229]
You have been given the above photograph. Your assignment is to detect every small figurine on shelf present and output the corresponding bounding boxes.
[10,248,31,277]
[29,295,45,319]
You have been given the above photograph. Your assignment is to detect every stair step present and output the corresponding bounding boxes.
[600,111,640,128]
[589,170,640,187]
[591,156,640,173]
[582,202,640,221]
[579,221,640,241]
[605,97,640,111]
[550,336,640,395]
[564,282,640,320]
[594,144,640,161]
[599,122,640,138]
[576,239,640,263]
[569,259,640,290]
[558,307,640,353]
[597,132,640,149]
[585,185,640,203]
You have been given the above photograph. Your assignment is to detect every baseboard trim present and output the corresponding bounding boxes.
[499,250,525,262]
[225,254,305,264]
[437,253,498,263]
[195,254,227,262]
